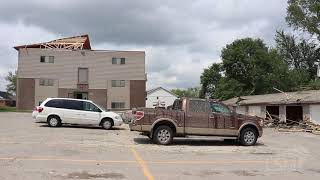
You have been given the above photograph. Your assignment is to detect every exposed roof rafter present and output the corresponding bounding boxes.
[14,34,91,50]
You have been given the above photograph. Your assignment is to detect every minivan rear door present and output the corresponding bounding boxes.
[62,100,85,124]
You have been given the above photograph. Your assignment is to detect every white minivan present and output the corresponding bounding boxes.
[32,98,123,130]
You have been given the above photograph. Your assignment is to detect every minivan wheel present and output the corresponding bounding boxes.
[47,116,61,127]
[101,119,113,130]
[240,127,258,146]
[153,125,173,145]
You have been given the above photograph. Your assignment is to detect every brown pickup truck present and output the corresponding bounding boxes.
[129,98,263,146]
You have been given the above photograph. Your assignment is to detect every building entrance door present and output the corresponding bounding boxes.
[75,92,88,100]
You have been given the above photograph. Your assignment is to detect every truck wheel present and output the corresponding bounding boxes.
[47,116,62,127]
[240,127,257,146]
[153,125,173,145]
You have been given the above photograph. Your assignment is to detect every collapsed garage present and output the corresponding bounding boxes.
[223,90,320,125]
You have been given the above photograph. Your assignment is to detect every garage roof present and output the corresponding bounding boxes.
[223,90,320,106]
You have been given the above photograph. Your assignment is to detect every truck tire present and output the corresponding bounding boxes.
[239,127,258,146]
[153,125,173,145]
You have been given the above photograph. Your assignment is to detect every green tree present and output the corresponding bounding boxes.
[275,30,320,79]
[5,70,17,95]
[171,87,200,98]
[214,78,251,100]
[221,38,288,95]
[286,0,320,39]
[308,79,320,90]
[200,38,295,100]
[199,63,222,98]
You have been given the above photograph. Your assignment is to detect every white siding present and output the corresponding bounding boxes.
[310,104,320,124]
[146,89,177,108]
[236,106,247,115]
[279,105,286,122]
[303,105,310,121]
[248,106,263,117]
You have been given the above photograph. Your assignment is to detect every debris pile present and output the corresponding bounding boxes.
[264,111,320,135]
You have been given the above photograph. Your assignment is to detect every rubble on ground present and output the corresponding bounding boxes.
[264,112,320,135]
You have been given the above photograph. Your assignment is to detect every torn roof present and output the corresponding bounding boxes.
[223,90,320,106]
[14,34,91,50]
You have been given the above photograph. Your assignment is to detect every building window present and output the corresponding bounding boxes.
[112,80,125,87]
[112,58,117,64]
[40,56,45,63]
[40,56,54,63]
[48,56,54,63]
[78,68,88,84]
[39,79,54,86]
[112,57,125,65]
[120,58,125,64]
[111,102,125,109]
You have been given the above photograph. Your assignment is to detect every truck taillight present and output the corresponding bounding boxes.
[134,111,144,121]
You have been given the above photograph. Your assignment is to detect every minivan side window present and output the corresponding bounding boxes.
[64,100,83,110]
[83,102,101,112]
[45,99,62,108]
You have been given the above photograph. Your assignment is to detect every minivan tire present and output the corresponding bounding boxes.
[153,125,173,145]
[47,116,62,127]
[101,119,113,130]
[239,127,258,146]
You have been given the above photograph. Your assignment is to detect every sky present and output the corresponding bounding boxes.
[0,0,288,91]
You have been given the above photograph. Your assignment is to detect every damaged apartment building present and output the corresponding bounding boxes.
[14,34,146,110]
[223,90,320,125]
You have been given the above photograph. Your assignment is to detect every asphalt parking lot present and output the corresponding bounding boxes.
[1,112,320,180]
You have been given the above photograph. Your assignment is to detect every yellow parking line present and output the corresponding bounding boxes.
[130,147,155,180]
